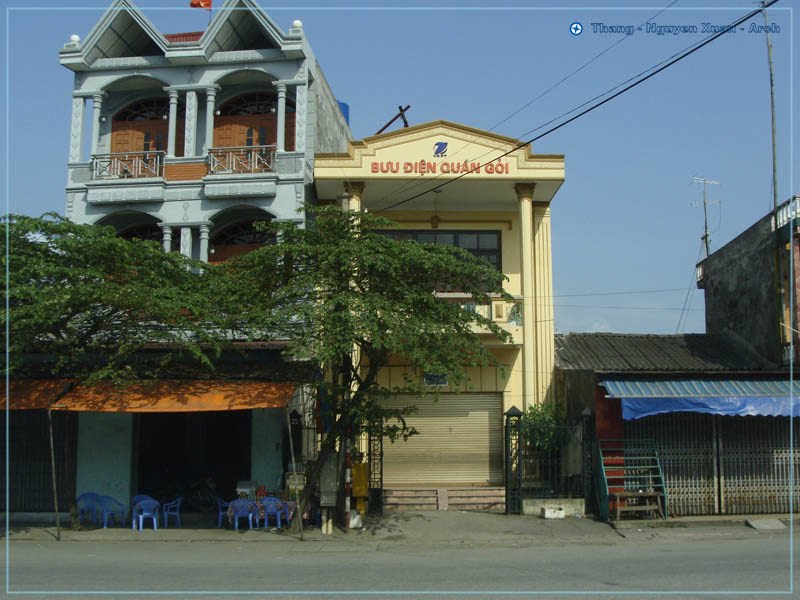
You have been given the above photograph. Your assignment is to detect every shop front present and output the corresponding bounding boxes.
[314,120,565,489]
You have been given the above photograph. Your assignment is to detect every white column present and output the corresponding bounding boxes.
[166,89,179,157]
[199,224,210,263]
[180,227,193,259]
[204,87,217,154]
[516,183,536,410]
[275,82,287,152]
[69,96,86,163]
[533,204,555,403]
[184,90,198,157]
[346,182,364,212]
[90,93,105,156]
[160,225,172,252]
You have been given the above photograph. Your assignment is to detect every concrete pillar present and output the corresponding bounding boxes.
[160,224,172,252]
[204,87,217,153]
[69,96,86,163]
[199,223,210,263]
[515,183,536,409]
[90,93,105,156]
[184,90,198,157]
[275,82,287,152]
[180,227,193,258]
[75,413,133,501]
[251,409,284,490]
[346,181,365,212]
[166,89,179,157]
[533,204,555,403]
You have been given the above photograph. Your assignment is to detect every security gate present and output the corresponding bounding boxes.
[718,416,800,514]
[626,414,799,515]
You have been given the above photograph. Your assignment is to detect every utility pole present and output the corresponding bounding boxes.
[761,1,779,214]
[692,177,720,258]
[761,1,786,355]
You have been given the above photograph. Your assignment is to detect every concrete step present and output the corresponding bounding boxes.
[384,487,505,512]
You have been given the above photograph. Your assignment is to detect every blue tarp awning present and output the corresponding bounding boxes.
[600,378,800,420]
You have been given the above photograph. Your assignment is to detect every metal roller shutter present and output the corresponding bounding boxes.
[382,393,503,486]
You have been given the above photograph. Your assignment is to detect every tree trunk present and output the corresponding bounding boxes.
[288,444,335,534]
[47,408,61,541]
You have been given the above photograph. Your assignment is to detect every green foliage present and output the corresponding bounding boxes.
[520,401,566,451]
[212,204,513,444]
[2,213,220,386]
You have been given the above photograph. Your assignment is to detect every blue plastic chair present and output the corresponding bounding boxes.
[228,498,258,531]
[97,495,125,528]
[162,496,183,528]
[260,496,289,529]
[131,499,160,531]
[129,494,154,522]
[216,497,230,528]
[76,492,101,526]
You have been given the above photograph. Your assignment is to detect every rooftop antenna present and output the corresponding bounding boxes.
[691,176,720,258]
[375,105,411,135]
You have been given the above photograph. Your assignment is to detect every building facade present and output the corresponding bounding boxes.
[315,121,565,490]
[4,0,350,511]
[697,195,800,365]
[555,332,799,518]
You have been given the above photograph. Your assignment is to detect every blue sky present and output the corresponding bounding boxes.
[1,0,796,335]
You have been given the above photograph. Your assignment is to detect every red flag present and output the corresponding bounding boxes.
[189,0,212,9]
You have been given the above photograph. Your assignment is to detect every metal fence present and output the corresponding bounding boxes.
[505,412,591,514]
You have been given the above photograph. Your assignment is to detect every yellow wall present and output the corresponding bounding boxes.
[316,121,563,409]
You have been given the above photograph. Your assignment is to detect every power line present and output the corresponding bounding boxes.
[370,0,682,207]
[675,240,706,333]
[487,0,681,134]
[556,304,702,312]
[554,287,684,298]
[376,0,780,213]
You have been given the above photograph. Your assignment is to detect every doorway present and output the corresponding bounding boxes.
[136,411,251,507]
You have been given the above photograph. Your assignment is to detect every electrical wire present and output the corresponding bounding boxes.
[376,0,780,214]
[557,304,702,312]
[487,0,681,134]
[554,287,684,298]
[675,240,705,333]
[370,0,682,206]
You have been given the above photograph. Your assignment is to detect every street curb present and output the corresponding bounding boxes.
[610,515,799,530]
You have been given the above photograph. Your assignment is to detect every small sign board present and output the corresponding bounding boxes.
[320,454,338,507]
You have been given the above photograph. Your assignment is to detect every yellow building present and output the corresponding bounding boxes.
[314,121,564,490]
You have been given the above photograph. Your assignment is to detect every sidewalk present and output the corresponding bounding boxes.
[4,509,790,550]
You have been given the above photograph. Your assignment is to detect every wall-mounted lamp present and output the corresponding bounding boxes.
[161,114,168,120]
[99,116,107,124]
[214,109,221,116]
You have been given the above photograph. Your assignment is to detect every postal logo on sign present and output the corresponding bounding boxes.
[433,141,448,158]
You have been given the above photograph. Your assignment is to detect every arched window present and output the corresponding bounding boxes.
[209,217,274,263]
[111,97,184,155]
[218,92,295,116]
[118,224,178,251]
[114,98,171,121]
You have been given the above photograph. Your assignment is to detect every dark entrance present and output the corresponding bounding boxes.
[136,411,251,508]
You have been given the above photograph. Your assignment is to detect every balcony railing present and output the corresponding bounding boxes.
[208,145,276,175]
[776,196,800,230]
[92,151,165,180]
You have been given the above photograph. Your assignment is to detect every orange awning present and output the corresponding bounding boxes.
[3,380,295,412]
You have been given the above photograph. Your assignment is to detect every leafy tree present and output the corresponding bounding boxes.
[215,205,513,524]
[520,401,566,452]
[2,213,220,537]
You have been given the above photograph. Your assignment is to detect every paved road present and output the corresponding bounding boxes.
[3,528,796,599]
[2,512,797,599]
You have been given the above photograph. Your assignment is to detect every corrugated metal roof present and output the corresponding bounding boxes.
[599,377,798,419]
[555,332,772,373]
[164,32,204,43]
[602,378,790,398]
